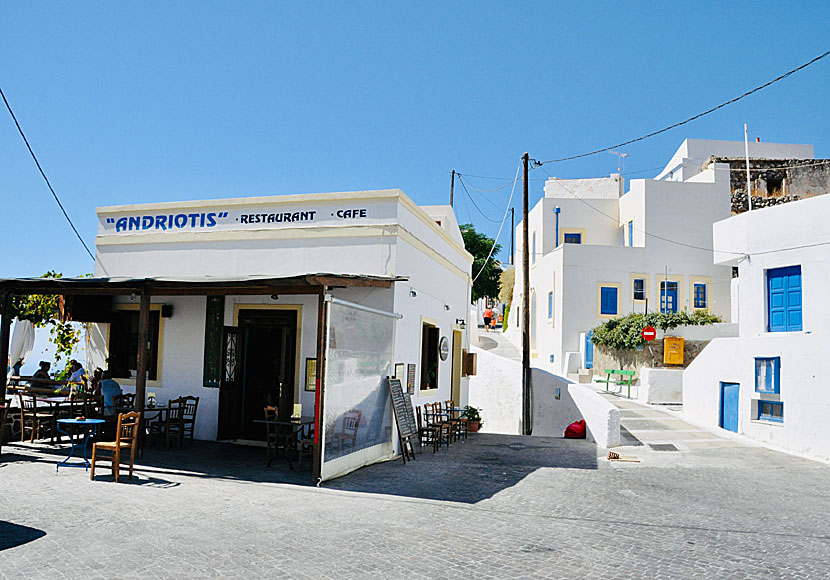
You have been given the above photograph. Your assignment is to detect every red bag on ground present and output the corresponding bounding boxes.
[564,419,586,439]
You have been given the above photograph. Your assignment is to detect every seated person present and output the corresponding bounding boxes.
[69,360,87,384]
[31,360,51,385]
[99,371,123,417]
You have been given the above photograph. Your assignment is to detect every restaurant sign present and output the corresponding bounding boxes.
[100,200,391,236]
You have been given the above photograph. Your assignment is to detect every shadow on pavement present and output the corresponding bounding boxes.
[327,433,598,503]
[0,521,46,551]
[4,433,597,501]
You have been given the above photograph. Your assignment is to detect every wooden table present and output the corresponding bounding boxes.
[253,417,315,469]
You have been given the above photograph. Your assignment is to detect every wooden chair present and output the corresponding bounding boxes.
[264,405,280,466]
[179,396,199,445]
[423,402,451,450]
[112,393,136,410]
[80,393,104,419]
[149,397,184,449]
[446,399,467,441]
[90,411,140,483]
[0,403,9,455]
[296,423,316,471]
[416,405,440,453]
[17,393,53,442]
[332,409,362,451]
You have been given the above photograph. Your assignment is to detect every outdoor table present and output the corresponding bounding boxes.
[253,417,315,469]
[56,418,106,471]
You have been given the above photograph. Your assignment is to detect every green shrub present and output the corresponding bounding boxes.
[502,304,510,332]
[591,310,722,351]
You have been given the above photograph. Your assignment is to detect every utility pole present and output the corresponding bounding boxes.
[450,170,455,207]
[522,153,532,436]
[510,207,515,265]
[744,124,753,211]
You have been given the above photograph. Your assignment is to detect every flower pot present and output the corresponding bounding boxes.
[467,420,480,433]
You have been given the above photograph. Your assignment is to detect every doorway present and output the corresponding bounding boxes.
[451,330,463,405]
[719,382,740,433]
[218,309,298,441]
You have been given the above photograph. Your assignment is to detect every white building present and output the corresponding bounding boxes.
[1,189,473,481]
[508,144,734,376]
[683,194,830,462]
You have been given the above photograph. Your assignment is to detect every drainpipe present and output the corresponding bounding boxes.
[554,206,561,247]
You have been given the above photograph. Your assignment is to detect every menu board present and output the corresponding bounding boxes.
[387,377,417,440]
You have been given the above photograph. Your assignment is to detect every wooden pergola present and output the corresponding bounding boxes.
[0,273,403,480]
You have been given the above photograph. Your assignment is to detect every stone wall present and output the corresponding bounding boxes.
[593,338,709,378]
[704,156,830,214]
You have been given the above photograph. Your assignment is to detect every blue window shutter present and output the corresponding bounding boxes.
[628,221,633,246]
[787,267,802,331]
[768,266,802,332]
[600,287,617,315]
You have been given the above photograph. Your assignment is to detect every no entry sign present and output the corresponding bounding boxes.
[642,326,657,341]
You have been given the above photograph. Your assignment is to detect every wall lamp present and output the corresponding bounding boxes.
[270,294,279,301]
[409,289,417,297]
[455,318,466,328]
[444,304,450,311]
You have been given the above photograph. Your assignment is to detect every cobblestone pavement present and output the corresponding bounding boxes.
[2,422,829,579]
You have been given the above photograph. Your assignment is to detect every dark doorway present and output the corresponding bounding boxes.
[218,309,297,441]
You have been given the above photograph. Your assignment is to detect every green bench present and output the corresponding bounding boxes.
[595,369,636,399]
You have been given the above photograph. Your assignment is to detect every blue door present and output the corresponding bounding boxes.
[720,382,740,433]
[585,331,593,369]
[660,281,678,313]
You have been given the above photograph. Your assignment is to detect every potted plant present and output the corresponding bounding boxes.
[464,405,482,432]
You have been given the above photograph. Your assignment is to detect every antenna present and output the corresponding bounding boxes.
[609,149,628,173]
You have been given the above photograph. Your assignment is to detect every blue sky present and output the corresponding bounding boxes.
[2,1,829,281]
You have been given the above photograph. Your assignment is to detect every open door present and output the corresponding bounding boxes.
[217,326,245,440]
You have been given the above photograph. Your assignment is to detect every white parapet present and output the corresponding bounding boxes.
[568,383,621,448]
[638,367,683,404]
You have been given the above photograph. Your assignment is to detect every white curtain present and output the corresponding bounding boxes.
[10,320,36,369]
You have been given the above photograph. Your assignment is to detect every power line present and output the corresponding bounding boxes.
[539,50,830,166]
[459,178,503,223]
[456,175,506,212]
[472,162,521,283]
[0,87,96,262]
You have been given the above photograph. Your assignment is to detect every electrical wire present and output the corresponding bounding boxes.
[459,178,503,223]
[0,87,96,262]
[472,162,521,283]
[539,50,830,166]
[456,175,506,212]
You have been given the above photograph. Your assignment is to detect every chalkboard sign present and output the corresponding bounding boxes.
[387,377,417,440]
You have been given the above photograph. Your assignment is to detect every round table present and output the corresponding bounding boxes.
[56,418,106,471]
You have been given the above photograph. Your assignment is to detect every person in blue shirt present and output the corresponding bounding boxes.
[98,370,123,417]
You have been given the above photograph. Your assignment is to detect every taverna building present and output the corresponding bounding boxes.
[0,189,474,481]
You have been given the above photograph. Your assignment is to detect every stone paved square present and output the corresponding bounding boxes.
[2,426,829,579]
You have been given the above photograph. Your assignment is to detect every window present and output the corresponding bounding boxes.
[564,233,581,244]
[694,283,707,309]
[420,323,439,391]
[532,232,537,264]
[600,286,618,315]
[108,309,162,381]
[547,291,553,319]
[755,357,780,394]
[767,265,802,332]
[660,281,678,313]
[758,400,783,423]
[628,220,634,247]
[633,278,645,301]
